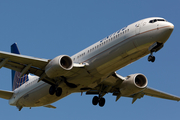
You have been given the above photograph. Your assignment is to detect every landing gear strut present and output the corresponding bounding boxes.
[49,85,62,97]
[92,95,106,107]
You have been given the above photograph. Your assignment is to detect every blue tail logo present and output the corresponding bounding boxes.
[11,43,29,91]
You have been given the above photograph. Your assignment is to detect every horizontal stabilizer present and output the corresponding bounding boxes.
[44,105,56,109]
[0,90,14,100]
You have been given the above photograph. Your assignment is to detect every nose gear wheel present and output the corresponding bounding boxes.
[148,55,155,62]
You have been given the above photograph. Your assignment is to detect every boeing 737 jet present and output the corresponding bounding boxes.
[0,17,179,111]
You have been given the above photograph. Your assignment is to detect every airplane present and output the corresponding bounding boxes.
[0,17,179,111]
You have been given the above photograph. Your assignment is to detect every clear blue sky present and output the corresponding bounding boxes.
[0,1,180,120]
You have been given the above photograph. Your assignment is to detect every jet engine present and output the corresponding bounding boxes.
[119,73,148,96]
[45,55,73,78]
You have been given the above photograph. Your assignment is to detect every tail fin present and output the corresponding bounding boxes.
[11,43,29,91]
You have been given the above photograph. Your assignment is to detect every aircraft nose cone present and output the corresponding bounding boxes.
[156,22,174,44]
[167,22,174,31]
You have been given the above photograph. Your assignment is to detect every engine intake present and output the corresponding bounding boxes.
[120,73,148,96]
[45,55,73,78]
[134,74,147,88]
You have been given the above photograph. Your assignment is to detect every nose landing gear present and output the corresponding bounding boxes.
[148,42,163,62]
[148,53,155,62]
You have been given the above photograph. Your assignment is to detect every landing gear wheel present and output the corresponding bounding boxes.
[99,98,105,107]
[92,96,106,107]
[56,87,62,97]
[148,55,155,62]
[49,85,62,97]
[151,56,155,62]
[49,85,56,95]
[92,96,99,106]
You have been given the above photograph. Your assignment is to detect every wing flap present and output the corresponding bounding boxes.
[86,72,124,96]
[0,90,14,100]
[86,90,99,95]
[143,87,180,101]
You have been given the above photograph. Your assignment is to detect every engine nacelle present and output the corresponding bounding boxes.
[120,73,148,96]
[45,55,73,78]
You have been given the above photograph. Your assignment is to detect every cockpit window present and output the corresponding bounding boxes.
[149,19,166,23]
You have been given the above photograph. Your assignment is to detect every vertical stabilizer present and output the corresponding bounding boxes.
[11,43,29,91]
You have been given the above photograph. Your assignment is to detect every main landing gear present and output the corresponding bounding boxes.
[92,95,106,107]
[48,76,77,97]
[49,85,62,97]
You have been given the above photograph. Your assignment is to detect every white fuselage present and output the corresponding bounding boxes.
[9,17,174,107]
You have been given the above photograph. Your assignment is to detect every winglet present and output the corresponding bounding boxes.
[11,43,20,54]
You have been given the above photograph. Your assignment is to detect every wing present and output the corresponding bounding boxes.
[128,87,180,104]
[0,51,85,85]
[143,87,180,101]
[86,72,180,103]
[0,90,14,100]
[0,51,49,77]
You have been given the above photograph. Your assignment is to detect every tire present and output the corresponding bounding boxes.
[99,98,105,107]
[56,87,62,97]
[148,55,152,62]
[148,55,155,62]
[92,96,99,105]
[151,56,155,62]
[49,85,56,95]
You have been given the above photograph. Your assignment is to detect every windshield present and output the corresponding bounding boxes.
[149,19,166,23]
